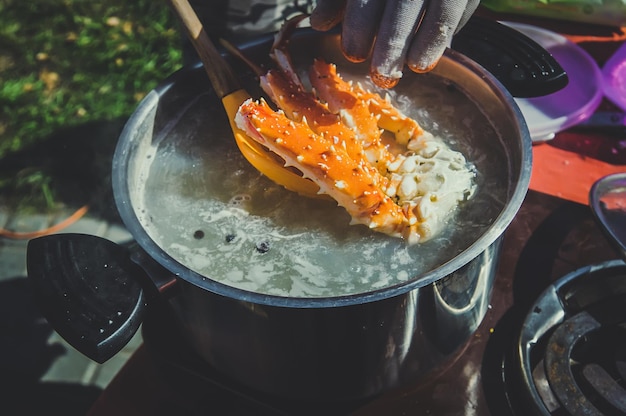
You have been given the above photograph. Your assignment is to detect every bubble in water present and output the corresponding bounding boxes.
[255,240,271,253]
[229,194,251,207]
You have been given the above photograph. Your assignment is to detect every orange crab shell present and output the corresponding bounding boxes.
[235,98,419,240]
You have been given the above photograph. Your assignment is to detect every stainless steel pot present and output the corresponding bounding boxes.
[28,26,533,401]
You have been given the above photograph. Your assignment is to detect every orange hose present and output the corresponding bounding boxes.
[0,204,89,240]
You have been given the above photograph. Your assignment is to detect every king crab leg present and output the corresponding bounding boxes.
[232,15,475,244]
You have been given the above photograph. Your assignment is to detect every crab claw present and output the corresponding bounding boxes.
[271,14,310,88]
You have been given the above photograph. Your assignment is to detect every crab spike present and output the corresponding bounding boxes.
[270,14,310,87]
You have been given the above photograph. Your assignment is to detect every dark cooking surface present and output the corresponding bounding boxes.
[86,190,623,415]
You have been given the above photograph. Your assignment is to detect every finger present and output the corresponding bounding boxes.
[310,0,347,31]
[456,0,481,32]
[340,0,386,63]
[406,0,470,73]
[370,0,426,88]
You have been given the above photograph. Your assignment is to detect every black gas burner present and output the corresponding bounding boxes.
[478,196,626,416]
[508,260,626,416]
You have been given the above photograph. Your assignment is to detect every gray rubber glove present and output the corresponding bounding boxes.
[311,0,480,88]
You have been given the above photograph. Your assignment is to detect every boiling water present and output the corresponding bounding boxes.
[134,71,509,298]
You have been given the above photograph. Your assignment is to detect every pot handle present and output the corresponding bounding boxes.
[27,233,153,363]
[451,16,568,98]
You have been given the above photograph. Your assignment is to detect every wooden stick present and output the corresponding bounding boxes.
[168,0,241,98]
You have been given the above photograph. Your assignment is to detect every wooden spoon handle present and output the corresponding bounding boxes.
[169,0,241,98]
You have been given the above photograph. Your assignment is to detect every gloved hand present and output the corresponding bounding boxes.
[310,0,480,88]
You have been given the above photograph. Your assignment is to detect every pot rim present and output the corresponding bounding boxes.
[112,31,532,308]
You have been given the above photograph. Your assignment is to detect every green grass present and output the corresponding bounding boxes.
[0,0,183,210]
